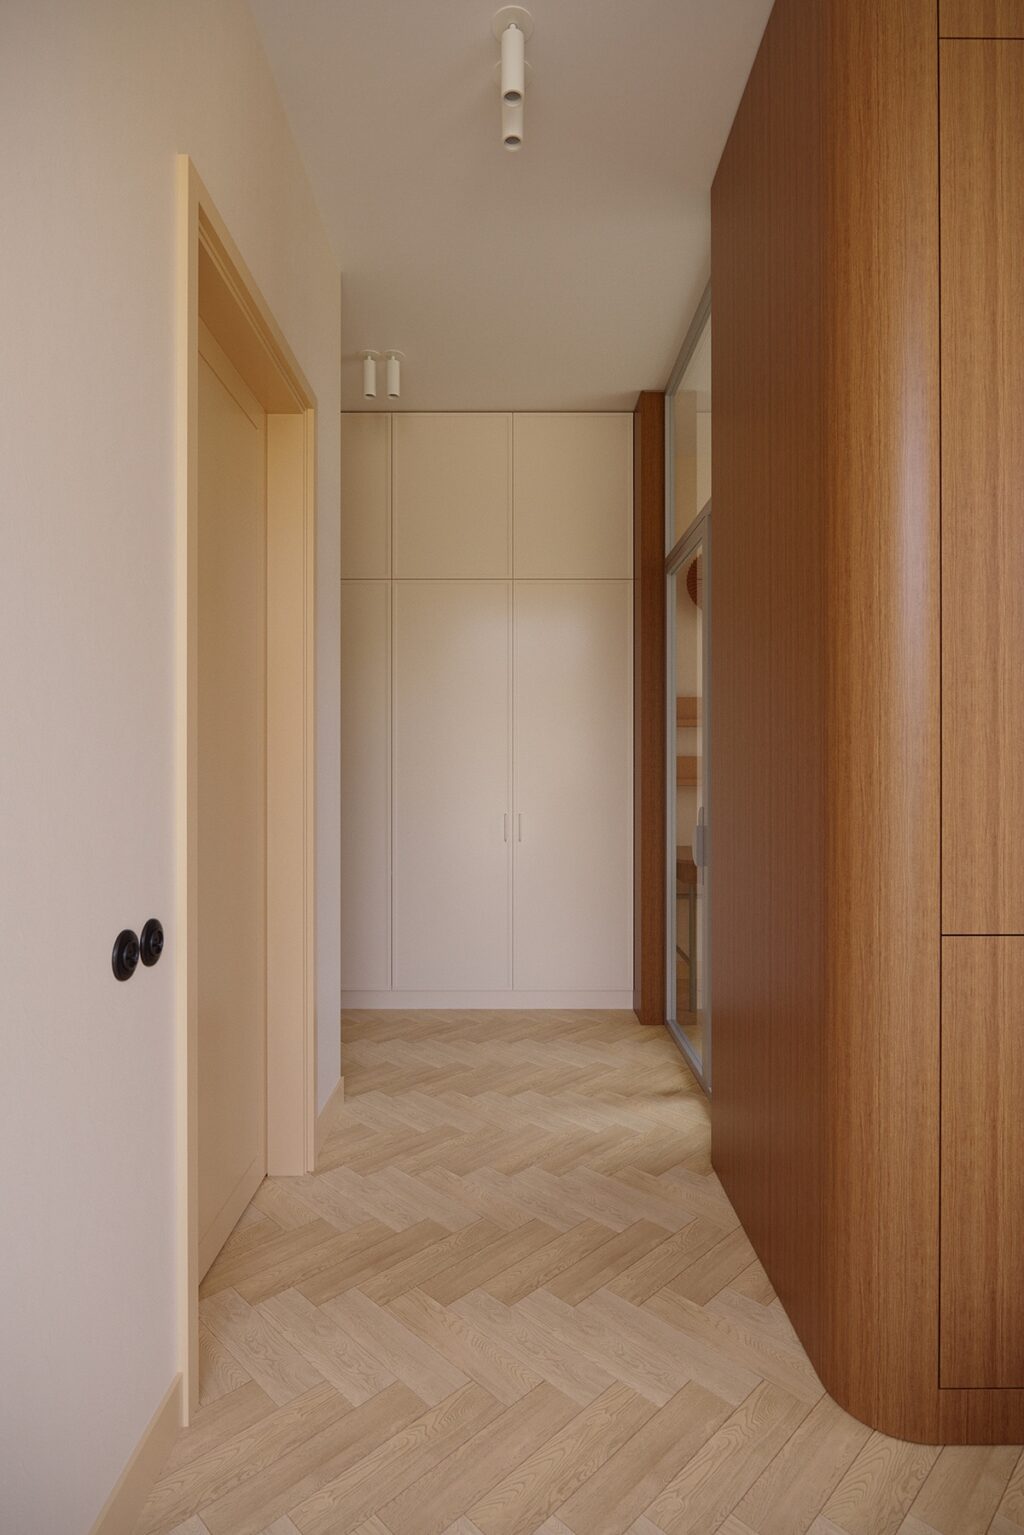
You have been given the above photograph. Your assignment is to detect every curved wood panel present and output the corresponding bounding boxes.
[820,0,941,1442]
[708,0,1024,1445]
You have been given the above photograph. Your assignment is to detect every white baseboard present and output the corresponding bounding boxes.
[88,1375,182,1535]
[315,1072,346,1162]
[341,990,635,1010]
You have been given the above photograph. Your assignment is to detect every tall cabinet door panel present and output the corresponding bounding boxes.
[941,937,1024,1387]
[393,581,511,989]
[941,40,1024,933]
[514,581,633,991]
[341,581,390,990]
[393,414,510,578]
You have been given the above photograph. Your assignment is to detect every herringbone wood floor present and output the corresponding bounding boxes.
[138,1011,1024,1535]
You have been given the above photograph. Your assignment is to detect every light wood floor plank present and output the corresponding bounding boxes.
[468,1382,656,1535]
[733,1393,873,1534]
[645,1381,812,1535]
[200,1290,326,1406]
[897,1444,1021,1535]
[380,1383,580,1535]
[814,1431,940,1535]
[198,1382,425,1535]
[257,1288,397,1403]
[389,1286,543,1404]
[290,1383,500,1535]
[555,1382,733,1535]
[322,1287,471,1405]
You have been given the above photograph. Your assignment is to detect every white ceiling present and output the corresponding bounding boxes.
[247,0,772,410]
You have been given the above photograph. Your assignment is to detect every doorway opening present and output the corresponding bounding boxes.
[176,157,317,1417]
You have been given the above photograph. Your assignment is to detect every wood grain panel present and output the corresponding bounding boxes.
[709,17,774,1270]
[712,0,945,1442]
[632,392,666,1026]
[941,938,1024,1387]
[821,0,941,1441]
[765,0,827,1374]
[941,39,1024,934]
[941,0,1024,36]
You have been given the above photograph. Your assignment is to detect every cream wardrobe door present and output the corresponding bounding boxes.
[341,581,390,990]
[393,581,511,989]
[341,412,390,578]
[393,413,510,577]
[513,413,633,578]
[514,580,633,991]
[197,330,267,1277]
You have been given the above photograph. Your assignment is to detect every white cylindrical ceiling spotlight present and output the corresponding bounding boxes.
[384,351,405,400]
[501,21,524,102]
[502,97,524,151]
[361,351,379,399]
[493,6,533,152]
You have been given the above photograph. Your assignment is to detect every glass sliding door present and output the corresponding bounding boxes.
[667,519,710,1084]
[665,290,711,1088]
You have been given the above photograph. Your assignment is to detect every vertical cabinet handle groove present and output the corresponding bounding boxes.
[518,813,524,843]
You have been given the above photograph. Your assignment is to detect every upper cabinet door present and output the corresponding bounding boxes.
[941,41,1024,933]
[341,413,390,578]
[513,414,633,578]
[940,0,1024,37]
[393,413,510,578]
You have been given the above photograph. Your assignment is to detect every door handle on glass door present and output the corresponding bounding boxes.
[517,814,523,843]
[504,813,509,843]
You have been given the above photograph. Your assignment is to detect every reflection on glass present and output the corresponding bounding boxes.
[672,319,712,546]
[672,545,706,1071]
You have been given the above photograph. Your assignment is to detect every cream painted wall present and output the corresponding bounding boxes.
[0,3,341,1528]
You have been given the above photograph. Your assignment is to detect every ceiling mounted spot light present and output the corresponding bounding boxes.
[361,351,379,399]
[493,6,533,150]
[385,351,405,400]
[502,97,524,152]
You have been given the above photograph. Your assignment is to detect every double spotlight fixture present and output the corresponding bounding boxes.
[493,6,533,152]
[360,350,405,401]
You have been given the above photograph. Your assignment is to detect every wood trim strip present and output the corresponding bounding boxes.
[632,392,666,1025]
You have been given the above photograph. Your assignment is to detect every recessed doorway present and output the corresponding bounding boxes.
[176,157,317,1417]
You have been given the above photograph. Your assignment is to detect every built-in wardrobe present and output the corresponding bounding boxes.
[341,412,634,1009]
[712,0,1024,1444]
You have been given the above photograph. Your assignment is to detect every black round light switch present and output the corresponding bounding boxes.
[140,917,164,968]
[112,929,140,982]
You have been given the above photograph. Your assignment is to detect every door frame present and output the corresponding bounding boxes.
[175,156,317,1417]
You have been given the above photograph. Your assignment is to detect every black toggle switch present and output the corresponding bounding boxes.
[112,929,140,982]
[140,917,164,968]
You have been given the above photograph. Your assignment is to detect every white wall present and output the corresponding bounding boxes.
[0,3,341,1528]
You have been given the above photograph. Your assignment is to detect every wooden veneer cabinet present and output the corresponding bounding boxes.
[711,0,1024,1443]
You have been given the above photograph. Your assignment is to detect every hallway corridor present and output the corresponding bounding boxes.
[137,1013,1023,1535]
